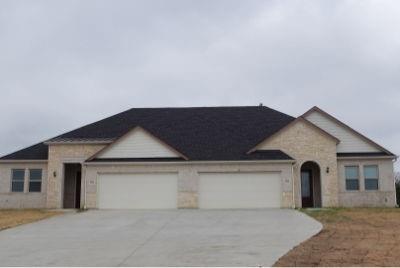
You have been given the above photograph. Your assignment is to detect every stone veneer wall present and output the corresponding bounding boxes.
[337,158,396,207]
[257,119,339,207]
[84,162,294,209]
[0,162,48,208]
[46,144,106,208]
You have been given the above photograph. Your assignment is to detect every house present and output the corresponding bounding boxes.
[0,106,397,209]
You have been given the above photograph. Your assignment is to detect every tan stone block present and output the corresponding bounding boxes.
[46,144,105,208]
[258,120,339,208]
[178,192,198,208]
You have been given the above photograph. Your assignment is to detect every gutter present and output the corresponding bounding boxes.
[83,164,87,210]
[83,159,297,166]
[291,163,296,209]
[0,159,48,163]
[44,141,112,145]
[337,156,397,160]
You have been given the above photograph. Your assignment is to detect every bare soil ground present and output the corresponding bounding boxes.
[274,208,400,267]
[0,210,62,231]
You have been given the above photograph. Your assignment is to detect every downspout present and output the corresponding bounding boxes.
[394,157,398,207]
[83,163,87,210]
[292,163,296,209]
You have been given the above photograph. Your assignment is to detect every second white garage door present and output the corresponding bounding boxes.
[199,172,281,209]
[97,173,178,209]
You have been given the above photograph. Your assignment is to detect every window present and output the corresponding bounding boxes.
[11,169,25,192]
[364,165,379,190]
[345,166,359,190]
[29,169,42,192]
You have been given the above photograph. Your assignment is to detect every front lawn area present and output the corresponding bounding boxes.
[0,210,62,231]
[274,208,400,267]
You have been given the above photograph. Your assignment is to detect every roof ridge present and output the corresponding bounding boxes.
[125,105,274,109]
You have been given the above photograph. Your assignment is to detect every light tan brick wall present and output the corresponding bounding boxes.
[46,144,106,208]
[84,162,294,209]
[337,158,396,207]
[0,162,48,208]
[257,119,339,207]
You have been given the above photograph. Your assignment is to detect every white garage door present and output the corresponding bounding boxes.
[97,173,178,209]
[199,172,281,209]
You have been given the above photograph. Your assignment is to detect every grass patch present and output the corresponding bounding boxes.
[275,208,400,267]
[301,208,351,223]
[0,209,62,231]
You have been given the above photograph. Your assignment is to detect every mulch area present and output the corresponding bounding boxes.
[274,208,400,267]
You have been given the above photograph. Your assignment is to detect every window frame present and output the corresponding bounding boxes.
[28,169,43,193]
[11,169,25,193]
[345,165,360,191]
[364,165,379,191]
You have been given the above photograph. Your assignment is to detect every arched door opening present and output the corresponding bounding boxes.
[300,161,322,208]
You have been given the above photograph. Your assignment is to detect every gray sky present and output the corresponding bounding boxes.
[1,0,399,170]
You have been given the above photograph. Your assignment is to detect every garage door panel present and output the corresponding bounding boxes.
[98,173,177,209]
[199,172,281,209]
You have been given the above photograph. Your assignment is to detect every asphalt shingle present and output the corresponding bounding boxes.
[1,106,296,161]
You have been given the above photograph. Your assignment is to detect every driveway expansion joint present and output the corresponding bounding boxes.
[117,211,183,266]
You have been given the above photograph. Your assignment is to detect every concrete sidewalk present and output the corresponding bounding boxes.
[0,209,321,266]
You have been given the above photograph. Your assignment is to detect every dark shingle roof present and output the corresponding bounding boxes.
[88,150,294,162]
[0,142,48,160]
[337,152,393,157]
[1,106,296,161]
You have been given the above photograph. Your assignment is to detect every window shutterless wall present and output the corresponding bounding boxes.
[337,158,396,207]
[343,164,380,192]
[10,168,43,193]
[0,162,48,208]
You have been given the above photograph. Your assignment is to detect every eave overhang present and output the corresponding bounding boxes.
[0,159,48,163]
[83,159,297,166]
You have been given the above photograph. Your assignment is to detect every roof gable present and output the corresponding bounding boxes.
[248,117,339,153]
[92,127,188,160]
[303,107,394,155]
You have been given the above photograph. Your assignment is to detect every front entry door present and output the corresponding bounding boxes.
[301,170,314,208]
[75,171,81,209]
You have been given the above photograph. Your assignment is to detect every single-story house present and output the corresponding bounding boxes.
[0,106,397,209]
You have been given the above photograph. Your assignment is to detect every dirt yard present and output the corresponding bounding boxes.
[274,208,400,267]
[0,210,62,231]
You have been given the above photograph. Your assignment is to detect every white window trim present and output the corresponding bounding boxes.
[363,165,380,191]
[28,169,43,193]
[344,165,360,191]
[10,168,25,193]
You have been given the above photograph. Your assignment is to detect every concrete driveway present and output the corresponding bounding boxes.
[0,209,321,266]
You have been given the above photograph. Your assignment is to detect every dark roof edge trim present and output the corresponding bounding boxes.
[337,152,397,160]
[0,159,48,163]
[337,156,397,160]
[88,157,184,162]
[250,149,295,160]
[45,140,114,145]
[84,159,297,165]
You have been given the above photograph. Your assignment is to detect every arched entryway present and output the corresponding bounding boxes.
[300,161,322,208]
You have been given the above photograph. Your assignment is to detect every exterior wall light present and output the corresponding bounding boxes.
[326,167,330,174]
[53,171,57,178]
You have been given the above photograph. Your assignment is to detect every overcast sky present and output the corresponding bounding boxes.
[1,0,399,170]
